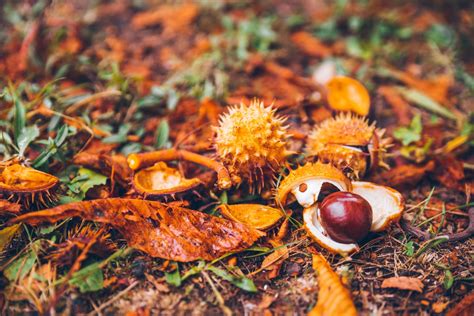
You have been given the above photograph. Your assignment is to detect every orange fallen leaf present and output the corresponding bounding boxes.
[434,156,465,191]
[432,300,449,313]
[291,32,332,58]
[131,4,198,34]
[376,161,435,189]
[9,198,264,262]
[381,276,424,292]
[446,290,474,316]
[260,243,289,271]
[309,254,357,316]
[378,86,411,125]
[385,68,453,105]
[218,204,284,230]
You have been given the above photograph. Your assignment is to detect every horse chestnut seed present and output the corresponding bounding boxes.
[319,192,373,244]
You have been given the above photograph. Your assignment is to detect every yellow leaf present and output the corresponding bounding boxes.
[443,135,468,154]
[0,224,21,253]
[219,204,284,230]
[309,254,357,316]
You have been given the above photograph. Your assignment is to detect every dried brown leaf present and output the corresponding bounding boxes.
[378,86,412,125]
[381,276,424,292]
[375,161,435,189]
[446,291,474,316]
[9,198,264,262]
[291,32,332,58]
[434,156,465,191]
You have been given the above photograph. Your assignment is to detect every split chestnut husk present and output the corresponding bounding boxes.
[277,162,404,255]
[132,162,202,200]
[304,182,404,255]
[306,113,391,179]
[277,161,352,207]
[0,163,59,210]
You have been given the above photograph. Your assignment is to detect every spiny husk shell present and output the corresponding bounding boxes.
[214,99,289,191]
[0,164,59,210]
[306,113,391,179]
[46,224,115,267]
[133,162,202,200]
[303,181,404,255]
[218,204,284,230]
[277,161,351,207]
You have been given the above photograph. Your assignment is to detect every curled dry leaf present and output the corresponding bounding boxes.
[133,162,202,200]
[9,198,264,262]
[309,254,357,316]
[218,204,284,230]
[381,276,424,292]
[434,156,465,191]
[378,86,411,125]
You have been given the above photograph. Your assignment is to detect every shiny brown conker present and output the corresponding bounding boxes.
[319,191,373,244]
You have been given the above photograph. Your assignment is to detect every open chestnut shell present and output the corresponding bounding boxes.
[277,162,352,208]
[277,162,404,255]
[0,163,59,210]
[303,182,404,255]
[132,162,202,200]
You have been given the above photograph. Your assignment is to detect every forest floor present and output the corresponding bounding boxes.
[0,1,473,315]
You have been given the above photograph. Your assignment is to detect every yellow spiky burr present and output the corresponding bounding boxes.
[213,99,290,192]
[306,113,391,179]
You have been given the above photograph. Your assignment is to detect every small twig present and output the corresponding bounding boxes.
[127,148,232,190]
[87,281,138,316]
[446,207,474,241]
[401,207,474,242]
[202,271,232,316]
